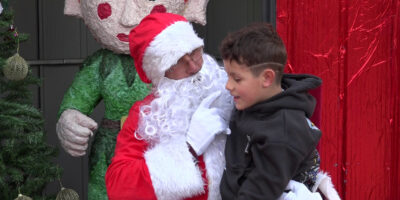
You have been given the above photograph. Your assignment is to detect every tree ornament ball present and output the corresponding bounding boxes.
[3,53,29,81]
[14,194,33,200]
[56,187,80,200]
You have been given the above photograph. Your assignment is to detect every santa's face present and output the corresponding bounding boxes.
[80,0,187,54]
[165,47,204,80]
[137,55,234,142]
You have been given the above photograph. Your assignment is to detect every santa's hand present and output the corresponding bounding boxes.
[278,180,322,200]
[56,109,98,157]
[187,91,229,155]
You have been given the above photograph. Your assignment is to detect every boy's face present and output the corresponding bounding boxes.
[164,47,204,80]
[224,60,266,110]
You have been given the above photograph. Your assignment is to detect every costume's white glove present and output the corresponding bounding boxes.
[187,91,230,155]
[279,180,323,200]
[56,109,98,157]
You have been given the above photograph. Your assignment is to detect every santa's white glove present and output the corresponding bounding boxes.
[187,91,230,155]
[279,180,322,200]
[56,109,98,157]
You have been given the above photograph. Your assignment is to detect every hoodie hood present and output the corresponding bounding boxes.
[245,73,322,118]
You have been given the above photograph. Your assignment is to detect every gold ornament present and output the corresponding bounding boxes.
[56,187,80,200]
[3,53,29,81]
[14,193,33,200]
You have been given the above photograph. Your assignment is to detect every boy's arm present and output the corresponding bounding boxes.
[235,142,305,200]
[234,111,319,200]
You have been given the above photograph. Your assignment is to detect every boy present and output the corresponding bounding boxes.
[219,22,323,200]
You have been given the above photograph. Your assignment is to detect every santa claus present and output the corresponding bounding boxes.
[105,12,233,200]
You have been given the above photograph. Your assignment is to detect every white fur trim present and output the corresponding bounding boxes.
[142,21,204,85]
[144,136,204,200]
[313,171,341,200]
[203,134,226,200]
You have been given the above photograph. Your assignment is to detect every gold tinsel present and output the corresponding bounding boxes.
[56,187,80,200]
[14,193,32,200]
[3,53,29,81]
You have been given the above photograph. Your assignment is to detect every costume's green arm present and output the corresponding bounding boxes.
[57,52,103,119]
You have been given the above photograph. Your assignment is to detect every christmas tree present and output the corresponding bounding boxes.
[0,1,62,199]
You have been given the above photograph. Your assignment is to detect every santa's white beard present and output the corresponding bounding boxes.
[135,55,233,146]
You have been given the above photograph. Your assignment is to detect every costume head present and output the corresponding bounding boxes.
[64,0,209,54]
[129,12,203,85]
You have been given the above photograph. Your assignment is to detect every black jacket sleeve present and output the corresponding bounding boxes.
[232,110,320,200]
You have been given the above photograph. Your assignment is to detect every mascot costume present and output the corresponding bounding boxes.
[56,0,210,199]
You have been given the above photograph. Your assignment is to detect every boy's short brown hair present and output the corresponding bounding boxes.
[219,22,287,82]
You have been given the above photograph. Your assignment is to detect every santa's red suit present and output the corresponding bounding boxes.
[105,93,227,200]
[105,11,232,200]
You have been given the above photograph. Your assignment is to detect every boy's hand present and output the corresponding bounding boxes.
[279,180,322,200]
[187,91,229,155]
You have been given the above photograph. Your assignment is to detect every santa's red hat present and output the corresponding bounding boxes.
[129,12,204,84]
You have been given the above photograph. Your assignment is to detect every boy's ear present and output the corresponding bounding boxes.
[260,69,276,88]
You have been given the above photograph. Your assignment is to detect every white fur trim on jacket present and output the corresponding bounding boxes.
[142,21,204,85]
[144,135,204,200]
[203,134,226,200]
[313,171,341,200]
[144,132,227,200]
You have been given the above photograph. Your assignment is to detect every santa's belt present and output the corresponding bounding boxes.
[101,116,128,130]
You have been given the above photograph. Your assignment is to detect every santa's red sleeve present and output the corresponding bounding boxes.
[105,95,157,200]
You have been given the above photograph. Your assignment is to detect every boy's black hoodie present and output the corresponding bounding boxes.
[220,73,322,200]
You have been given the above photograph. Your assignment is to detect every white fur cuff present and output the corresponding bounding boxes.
[313,171,341,200]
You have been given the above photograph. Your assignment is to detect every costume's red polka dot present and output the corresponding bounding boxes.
[98,3,112,20]
[151,5,167,14]
[184,0,188,3]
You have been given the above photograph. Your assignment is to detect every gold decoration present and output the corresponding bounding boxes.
[56,187,80,200]
[120,115,128,129]
[3,53,29,81]
[14,193,32,200]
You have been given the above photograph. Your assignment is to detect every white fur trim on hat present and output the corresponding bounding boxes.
[142,21,204,85]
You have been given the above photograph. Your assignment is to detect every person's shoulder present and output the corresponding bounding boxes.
[280,109,321,153]
[251,109,314,142]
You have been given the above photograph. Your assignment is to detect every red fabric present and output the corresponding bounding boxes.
[277,1,400,199]
[129,13,187,84]
[105,94,208,200]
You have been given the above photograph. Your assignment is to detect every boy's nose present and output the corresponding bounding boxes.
[225,80,233,91]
